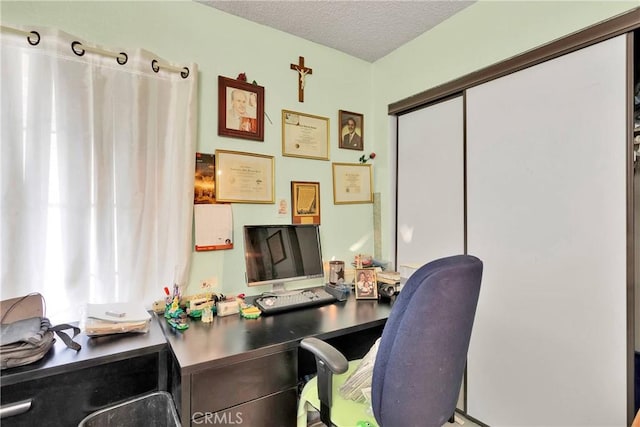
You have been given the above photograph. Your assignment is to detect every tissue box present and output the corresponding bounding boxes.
[216,299,240,317]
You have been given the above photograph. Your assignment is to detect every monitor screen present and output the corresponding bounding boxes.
[243,224,324,289]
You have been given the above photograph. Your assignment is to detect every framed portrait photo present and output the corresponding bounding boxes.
[338,110,364,151]
[354,268,378,300]
[218,76,264,141]
[291,181,320,224]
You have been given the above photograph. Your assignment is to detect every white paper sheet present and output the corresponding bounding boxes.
[194,204,233,251]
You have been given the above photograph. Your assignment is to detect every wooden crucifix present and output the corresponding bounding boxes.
[290,56,312,103]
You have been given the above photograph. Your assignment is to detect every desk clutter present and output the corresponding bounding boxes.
[153,285,263,330]
[82,302,151,337]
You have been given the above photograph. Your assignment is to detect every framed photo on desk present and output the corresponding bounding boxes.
[354,268,378,300]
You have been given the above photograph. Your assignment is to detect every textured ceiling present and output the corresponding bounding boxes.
[198,1,475,62]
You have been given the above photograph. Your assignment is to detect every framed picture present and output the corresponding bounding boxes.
[218,76,264,141]
[338,110,364,151]
[215,150,274,203]
[267,230,286,264]
[354,268,378,299]
[282,110,329,160]
[332,163,373,204]
[194,152,216,204]
[291,181,320,224]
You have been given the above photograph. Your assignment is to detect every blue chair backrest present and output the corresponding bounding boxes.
[371,254,483,427]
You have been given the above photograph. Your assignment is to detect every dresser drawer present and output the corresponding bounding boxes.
[191,349,296,414]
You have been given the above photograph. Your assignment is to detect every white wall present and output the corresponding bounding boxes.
[3,0,638,309]
[1,0,377,297]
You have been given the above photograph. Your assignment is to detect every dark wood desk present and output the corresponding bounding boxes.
[1,318,167,426]
[159,293,394,426]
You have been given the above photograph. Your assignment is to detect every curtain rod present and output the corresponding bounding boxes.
[0,25,190,78]
[0,25,40,45]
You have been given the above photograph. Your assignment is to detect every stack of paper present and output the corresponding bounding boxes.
[377,271,401,284]
[83,303,151,336]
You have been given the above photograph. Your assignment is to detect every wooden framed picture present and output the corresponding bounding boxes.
[291,181,320,224]
[218,76,264,141]
[215,149,274,203]
[339,110,363,151]
[355,268,378,299]
[282,110,330,160]
[332,163,373,204]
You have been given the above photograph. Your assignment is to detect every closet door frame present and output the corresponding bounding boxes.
[391,8,639,424]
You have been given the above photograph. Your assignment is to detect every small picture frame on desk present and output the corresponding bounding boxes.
[354,268,378,300]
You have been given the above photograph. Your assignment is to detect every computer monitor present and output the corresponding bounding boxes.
[243,224,324,292]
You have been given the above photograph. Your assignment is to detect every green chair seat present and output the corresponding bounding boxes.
[297,358,378,427]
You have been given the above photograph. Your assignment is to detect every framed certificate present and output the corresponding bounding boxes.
[291,181,320,224]
[215,150,274,203]
[332,163,373,204]
[282,110,329,160]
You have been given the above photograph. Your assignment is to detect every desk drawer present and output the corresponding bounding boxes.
[191,388,297,427]
[191,350,296,415]
[1,353,159,427]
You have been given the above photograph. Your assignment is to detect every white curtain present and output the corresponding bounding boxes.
[1,27,198,322]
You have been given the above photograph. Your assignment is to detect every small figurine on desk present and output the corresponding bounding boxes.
[201,306,214,323]
[167,311,189,330]
[165,295,189,330]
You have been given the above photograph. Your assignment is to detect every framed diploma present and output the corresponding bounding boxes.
[282,110,329,160]
[215,150,274,204]
[291,181,320,224]
[332,162,373,204]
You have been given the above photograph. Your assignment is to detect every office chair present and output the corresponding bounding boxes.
[298,254,483,427]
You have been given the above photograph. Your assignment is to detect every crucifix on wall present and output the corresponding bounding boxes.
[290,56,312,103]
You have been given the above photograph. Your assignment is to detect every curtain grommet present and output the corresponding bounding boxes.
[27,31,40,46]
[117,52,128,65]
[71,41,85,57]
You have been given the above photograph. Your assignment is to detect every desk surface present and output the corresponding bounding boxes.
[1,317,167,386]
[159,293,394,373]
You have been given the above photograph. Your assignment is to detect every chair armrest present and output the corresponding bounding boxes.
[300,337,349,425]
[301,337,348,374]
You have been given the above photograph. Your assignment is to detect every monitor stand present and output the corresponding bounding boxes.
[271,282,286,294]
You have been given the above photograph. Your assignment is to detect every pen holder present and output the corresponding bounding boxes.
[329,261,345,285]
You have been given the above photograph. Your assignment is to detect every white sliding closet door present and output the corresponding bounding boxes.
[466,36,627,426]
[396,96,464,271]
